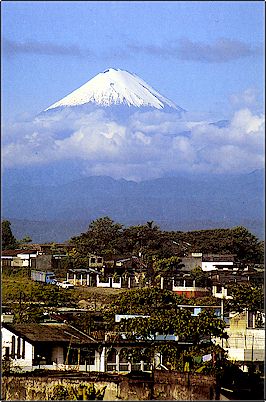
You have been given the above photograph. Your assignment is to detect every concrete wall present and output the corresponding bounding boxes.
[97,276,111,288]
[11,257,24,267]
[2,371,219,400]
[112,278,122,288]
[219,328,265,362]
[36,255,53,272]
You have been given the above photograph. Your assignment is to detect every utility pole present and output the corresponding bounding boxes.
[19,291,24,322]
[221,298,224,348]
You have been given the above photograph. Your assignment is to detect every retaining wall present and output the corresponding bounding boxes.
[2,370,219,400]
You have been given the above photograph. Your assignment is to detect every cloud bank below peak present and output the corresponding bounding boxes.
[3,104,264,182]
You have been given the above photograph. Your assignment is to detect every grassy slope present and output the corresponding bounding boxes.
[2,272,126,308]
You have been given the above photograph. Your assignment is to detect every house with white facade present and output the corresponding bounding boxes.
[1,249,38,268]
[2,317,195,374]
[202,254,236,272]
[160,275,210,298]
[2,322,99,372]
[214,309,265,373]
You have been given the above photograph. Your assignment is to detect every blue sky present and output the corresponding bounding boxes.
[2,1,265,182]
[2,1,265,121]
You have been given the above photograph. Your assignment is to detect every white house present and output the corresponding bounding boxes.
[214,310,265,372]
[202,254,236,272]
[2,322,171,374]
[160,277,210,298]
[1,249,38,268]
[2,322,99,372]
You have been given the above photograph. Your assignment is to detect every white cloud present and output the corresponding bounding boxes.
[2,104,265,180]
[230,108,264,133]
[229,88,258,108]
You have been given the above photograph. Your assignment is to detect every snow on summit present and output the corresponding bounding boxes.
[45,68,183,111]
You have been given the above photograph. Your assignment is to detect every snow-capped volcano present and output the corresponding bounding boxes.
[45,68,184,112]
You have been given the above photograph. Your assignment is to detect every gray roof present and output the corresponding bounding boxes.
[3,323,97,345]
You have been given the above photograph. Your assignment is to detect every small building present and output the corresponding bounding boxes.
[2,322,99,372]
[202,254,236,272]
[87,254,104,269]
[1,306,14,324]
[2,321,190,374]
[177,304,222,318]
[180,253,203,272]
[1,249,37,269]
[67,268,99,286]
[212,283,233,300]
[161,276,210,298]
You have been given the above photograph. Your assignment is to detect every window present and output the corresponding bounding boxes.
[193,307,202,316]
[174,279,182,287]
[97,258,102,264]
[247,311,255,328]
[216,285,222,293]
[227,288,232,296]
[106,364,117,371]
[68,349,79,365]
[119,349,128,363]
[119,349,128,365]
[11,336,15,358]
[17,337,21,359]
[119,364,129,371]
[22,339,25,359]
[82,350,95,365]
[2,259,11,266]
[107,348,117,371]
[91,258,96,264]
[131,363,141,371]
[107,349,117,363]
[5,347,10,359]
[185,279,193,287]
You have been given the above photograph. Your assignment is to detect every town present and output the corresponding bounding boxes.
[1,217,265,400]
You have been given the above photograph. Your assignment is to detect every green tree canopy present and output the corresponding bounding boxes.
[170,226,263,263]
[121,223,166,259]
[227,282,264,313]
[69,216,263,264]
[118,308,227,345]
[104,287,227,346]
[107,286,183,316]
[153,256,184,277]
[1,220,18,250]
[229,226,263,263]
[18,235,32,245]
[190,266,211,287]
[70,216,124,257]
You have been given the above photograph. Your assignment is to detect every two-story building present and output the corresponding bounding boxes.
[214,309,265,373]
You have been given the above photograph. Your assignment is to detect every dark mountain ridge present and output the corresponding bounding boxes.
[2,170,264,242]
